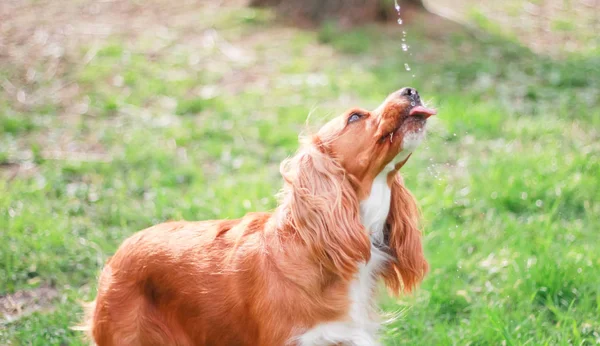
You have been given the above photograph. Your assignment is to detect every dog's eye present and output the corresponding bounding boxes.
[347,113,363,124]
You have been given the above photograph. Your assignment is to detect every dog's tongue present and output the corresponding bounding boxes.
[409,106,437,118]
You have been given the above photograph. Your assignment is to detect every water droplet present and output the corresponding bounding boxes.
[402,31,406,36]
[401,43,408,51]
[395,2,400,12]
[397,18,403,25]
[411,101,415,106]
[404,63,411,71]
[412,74,415,78]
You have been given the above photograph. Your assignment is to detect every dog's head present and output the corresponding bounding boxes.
[316,87,436,198]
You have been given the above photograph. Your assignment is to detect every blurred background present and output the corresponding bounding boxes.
[1,0,598,344]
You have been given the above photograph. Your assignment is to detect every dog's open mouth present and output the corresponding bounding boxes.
[380,105,437,143]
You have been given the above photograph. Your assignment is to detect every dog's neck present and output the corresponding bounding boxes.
[359,138,417,245]
[359,170,392,248]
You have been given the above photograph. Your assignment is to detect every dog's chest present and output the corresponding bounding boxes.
[360,172,392,247]
[350,172,393,323]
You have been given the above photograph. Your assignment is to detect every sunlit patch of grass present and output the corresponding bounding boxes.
[176,97,212,115]
[468,9,513,38]
[0,113,36,134]
[213,7,274,29]
[318,21,374,54]
[433,98,506,139]
[551,19,576,32]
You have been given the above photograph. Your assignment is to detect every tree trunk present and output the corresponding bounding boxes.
[250,0,428,26]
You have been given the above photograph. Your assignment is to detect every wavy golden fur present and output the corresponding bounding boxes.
[279,140,371,280]
[382,173,429,294]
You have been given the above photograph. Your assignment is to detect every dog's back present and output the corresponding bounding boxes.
[84,217,274,345]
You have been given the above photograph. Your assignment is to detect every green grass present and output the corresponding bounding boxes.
[1,2,599,345]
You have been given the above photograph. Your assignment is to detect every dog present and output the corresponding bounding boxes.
[83,87,435,345]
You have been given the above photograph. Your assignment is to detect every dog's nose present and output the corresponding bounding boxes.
[399,87,416,97]
[399,87,421,103]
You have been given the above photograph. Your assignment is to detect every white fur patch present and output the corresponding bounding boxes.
[296,128,426,345]
[360,172,392,246]
[296,322,379,346]
[397,128,425,163]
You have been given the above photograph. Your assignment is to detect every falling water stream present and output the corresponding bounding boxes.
[394,0,415,78]
[394,0,443,188]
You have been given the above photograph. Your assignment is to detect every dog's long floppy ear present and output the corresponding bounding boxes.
[280,140,370,280]
[382,173,428,294]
